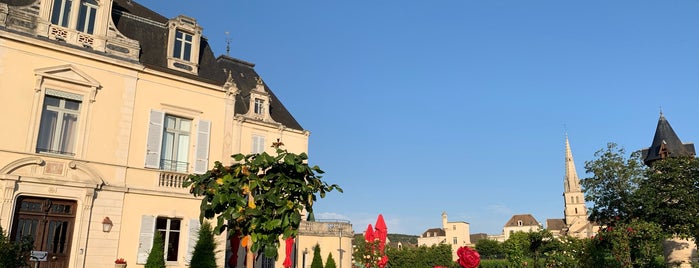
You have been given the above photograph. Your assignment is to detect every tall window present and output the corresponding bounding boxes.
[161,115,191,172]
[254,98,265,115]
[252,135,265,154]
[51,0,72,27]
[453,237,458,244]
[156,217,181,262]
[37,95,81,156]
[173,30,193,61]
[77,0,97,34]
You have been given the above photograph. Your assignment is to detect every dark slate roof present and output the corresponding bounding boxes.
[216,56,303,130]
[641,113,695,165]
[504,214,540,227]
[420,228,445,238]
[1,0,36,6]
[470,233,488,244]
[110,0,303,131]
[546,219,566,231]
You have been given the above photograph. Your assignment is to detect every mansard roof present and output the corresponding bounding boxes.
[109,0,304,131]
[641,113,695,166]
[504,214,540,227]
[546,218,566,232]
[420,228,445,238]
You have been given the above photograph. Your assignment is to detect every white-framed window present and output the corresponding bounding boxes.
[252,135,265,154]
[453,237,457,244]
[156,217,182,262]
[137,216,200,265]
[50,0,72,27]
[166,15,202,74]
[51,0,98,33]
[76,0,98,34]
[145,110,210,174]
[36,93,81,156]
[173,30,193,61]
[254,98,265,115]
[161,115,191,172]
[517,220,523,226]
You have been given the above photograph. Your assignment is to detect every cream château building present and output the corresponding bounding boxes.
[0,0,351,267]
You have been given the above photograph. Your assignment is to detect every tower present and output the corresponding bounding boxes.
[641,112,695,166]
[563,135,588,234]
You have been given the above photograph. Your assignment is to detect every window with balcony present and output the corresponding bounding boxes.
[50,0,72,27]
[36,93,81,156]
[76,0,98,34]
[145,110,210,174]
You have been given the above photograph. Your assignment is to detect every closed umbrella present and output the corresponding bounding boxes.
[374,215,388,268]
[282,237,294,268]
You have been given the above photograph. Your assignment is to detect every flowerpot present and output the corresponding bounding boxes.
[115,264,127,268]
[662,237,697,268]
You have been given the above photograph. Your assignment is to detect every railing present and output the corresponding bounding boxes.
[159,159,188,173]
[299,220,353,237]
[158,172,188,189]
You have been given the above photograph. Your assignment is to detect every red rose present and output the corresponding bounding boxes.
[456,246,480,268]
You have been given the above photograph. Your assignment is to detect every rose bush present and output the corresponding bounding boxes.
[456,246,480,268]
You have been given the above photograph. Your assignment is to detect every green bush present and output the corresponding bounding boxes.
[0,225,33,268]
[311,244,323,268]
[145,232,166,268]
[325,252,336,268]
[189,222,217,268]
[478,259,510,268]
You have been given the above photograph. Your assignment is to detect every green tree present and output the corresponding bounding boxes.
[636,156,699,242]
[386,243,452,268]
[145,232,166,268]
[189,221,217,268]
[311,244,323,268]
[0,225,33,268]
[325,252,337,268]
[185,147,342,260]
[502,231,530,266]
[581,143,646,225]
[475,239,503,259]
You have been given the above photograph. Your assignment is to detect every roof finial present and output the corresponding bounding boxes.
[659,106,664,118]
[225,31,231,56]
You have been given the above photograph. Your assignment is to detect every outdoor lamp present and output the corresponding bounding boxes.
[102,217,113,232]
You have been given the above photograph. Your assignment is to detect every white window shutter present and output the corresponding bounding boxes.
[252,135,265,154]
[185,219,201,264]
[145,110,165,168]
[137,215,156,264]
[193,120,211,174]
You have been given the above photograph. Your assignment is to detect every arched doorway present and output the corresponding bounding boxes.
[10,196,76,268]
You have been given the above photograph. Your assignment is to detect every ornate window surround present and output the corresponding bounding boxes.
[166,15,202,75]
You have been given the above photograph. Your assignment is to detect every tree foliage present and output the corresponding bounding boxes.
[311,244,323,268]
[581,142,646,225]
[385,243,453,268]
[0,226,33,268]
[189,221,217,268]
[145,232,166,268]
[185,148,342,259]
[475,239,503,260]
[636,156,699,242]
[324,252,337,268]
[503,231,530,266]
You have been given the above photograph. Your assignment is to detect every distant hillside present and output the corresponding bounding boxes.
[354,233,418,245]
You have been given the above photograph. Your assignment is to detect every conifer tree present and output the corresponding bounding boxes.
[310,244,324,268]
[190,221,217,268]
[145,232,166,268]
[324,252,337,268]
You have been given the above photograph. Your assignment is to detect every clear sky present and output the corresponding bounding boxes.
[137,0,699,236]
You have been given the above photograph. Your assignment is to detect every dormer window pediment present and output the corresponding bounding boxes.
[245,77,275,123]
[166,15,202,75]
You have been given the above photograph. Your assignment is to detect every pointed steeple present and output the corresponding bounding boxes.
[641,113,696,166]
[564,134,581,193]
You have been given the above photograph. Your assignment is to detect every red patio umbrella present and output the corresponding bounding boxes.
[374,214,388,268]
[374,214,387,255]
[282,237,294,268]
[364,224,375,268]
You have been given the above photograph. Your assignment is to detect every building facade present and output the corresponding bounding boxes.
[0,1,334,267]
[417,212,471,261]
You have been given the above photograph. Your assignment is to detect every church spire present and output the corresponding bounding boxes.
[564,134,581,193]
[641,113,696,166]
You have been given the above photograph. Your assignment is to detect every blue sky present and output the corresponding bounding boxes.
[137,1,699,236]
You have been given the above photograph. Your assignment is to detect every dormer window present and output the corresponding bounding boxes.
[254,98,265,115]
[77,0,98,34]
[51,0,72,27]
[166,16,202,74]
[173,30,193,61]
